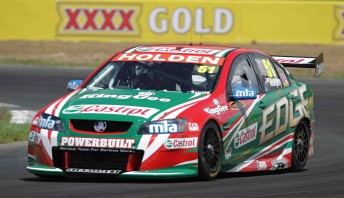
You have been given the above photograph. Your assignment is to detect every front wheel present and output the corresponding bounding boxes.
[198,122,222,180]
[291,119,310,171]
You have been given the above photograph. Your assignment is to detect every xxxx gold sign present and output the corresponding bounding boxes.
[334,6,344,40]
[56,2,141,36]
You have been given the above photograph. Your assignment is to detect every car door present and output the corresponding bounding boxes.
[248,53,295,150]
[223,54,267,164]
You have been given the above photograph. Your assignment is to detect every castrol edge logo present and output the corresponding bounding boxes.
[62,105,159,118]
[56,2,140,36]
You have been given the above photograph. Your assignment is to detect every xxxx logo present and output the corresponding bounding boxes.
[57,3,141,36]
[334,6,344,40]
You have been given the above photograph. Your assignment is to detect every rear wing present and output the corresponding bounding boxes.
[272,52,324,76]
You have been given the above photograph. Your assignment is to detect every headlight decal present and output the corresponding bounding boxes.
[37,113,64,131]
[138,118,187,134]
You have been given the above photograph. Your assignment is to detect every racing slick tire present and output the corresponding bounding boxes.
[198,122,222,180]
[291,119,310,172]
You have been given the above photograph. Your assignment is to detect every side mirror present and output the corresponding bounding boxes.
[230,87,257,100]
[67,80,83,92]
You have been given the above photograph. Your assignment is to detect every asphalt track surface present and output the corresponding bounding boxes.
[0,65,343,198]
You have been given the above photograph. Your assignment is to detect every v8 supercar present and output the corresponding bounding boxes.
[27,44,323,180]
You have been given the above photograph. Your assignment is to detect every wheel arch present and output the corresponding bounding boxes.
[202,119,224,141]
[300,117,312,136]
[197,119,224,180]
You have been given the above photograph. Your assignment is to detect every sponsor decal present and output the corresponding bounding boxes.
[334,6,344,40]
[164,138,198,149]
[234,123,258,148]
[60,137,135,149]
[266,78,282,88]
[188,123,199,131]
[139,119,187,134]
[67,80,83,91]
[232,87,257,100]
[148,120,178,134]
[274,57,315,64]
[148,7,233,34]
[58,147,136,153]
[259,85,309,145]
[94,121,107,132]
[66,168,121,174]
[229,101,245,110]
[134,47,222,55]
[225,147,232,159]
[62,105,159,118]
[38,113,64,131]
[28,131,42,144]
[57,3,140,36]
[113,53,225,66]
[256,160,267,171]
[80,92,171,102]
[203,98,229,115]
[28,131,36,144]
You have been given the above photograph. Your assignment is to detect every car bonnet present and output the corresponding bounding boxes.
[55,88,210,122]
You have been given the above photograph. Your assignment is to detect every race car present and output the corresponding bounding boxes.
[27,44,323,180]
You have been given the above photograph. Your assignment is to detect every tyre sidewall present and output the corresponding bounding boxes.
[291,119,310,171]
[198,122,222,180]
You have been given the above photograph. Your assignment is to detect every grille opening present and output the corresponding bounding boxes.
[69,151,128,170]
[52,147,143,174]
[70,119,133,133]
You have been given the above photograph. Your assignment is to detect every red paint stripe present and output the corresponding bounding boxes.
[158,102,197,120]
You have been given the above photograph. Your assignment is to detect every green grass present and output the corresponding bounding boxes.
[0,108,30,144]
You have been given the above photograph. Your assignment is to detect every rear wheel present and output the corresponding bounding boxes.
[198,122,222,180]
[291,119,310,171]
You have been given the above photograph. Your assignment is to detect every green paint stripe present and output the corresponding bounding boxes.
[214,48,235,57]
[27,166,63,173]
[125,46,142,53]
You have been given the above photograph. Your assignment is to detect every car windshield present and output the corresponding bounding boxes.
[86,61,221,92]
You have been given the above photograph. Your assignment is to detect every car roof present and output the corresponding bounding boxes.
[121,44,240,58]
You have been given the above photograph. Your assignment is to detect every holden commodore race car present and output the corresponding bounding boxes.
[27,44,324,180]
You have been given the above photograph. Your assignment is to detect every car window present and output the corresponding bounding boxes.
[273,61,290,87]
[252,54,283,92]
[228,56,259,94]
[86,61,221,92]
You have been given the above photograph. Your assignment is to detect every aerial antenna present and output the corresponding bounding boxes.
[199,12,208,45]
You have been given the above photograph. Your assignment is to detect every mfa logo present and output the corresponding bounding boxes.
[232,87,257,100]
[67,80,83,91]
[148,121,178,134]
[57,3,141,36]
